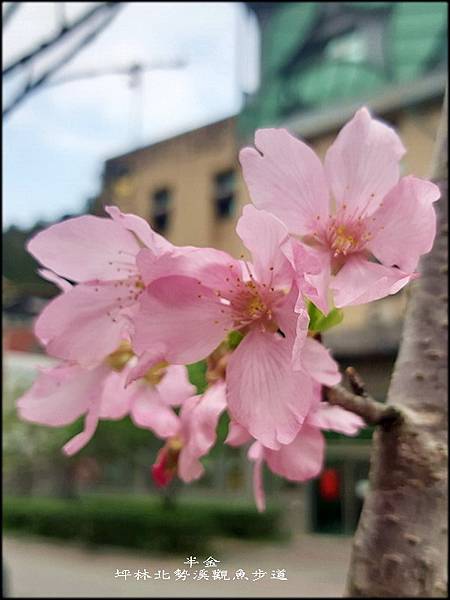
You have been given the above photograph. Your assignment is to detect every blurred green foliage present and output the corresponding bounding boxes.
[3,225,55,299]
[3,199,97,300]
[4,494,285,554]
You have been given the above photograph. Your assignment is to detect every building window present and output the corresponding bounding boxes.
[213,170,235,219]
[103,162,130,185]
[151,188,172,234]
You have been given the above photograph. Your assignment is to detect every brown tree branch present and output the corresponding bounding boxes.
[346,366,368,397]
[3,4,123,118]
[326,383,401,427]
[2,3,119,77]
[2,2,21,29]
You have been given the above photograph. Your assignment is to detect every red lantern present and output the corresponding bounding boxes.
[319,468,340,501]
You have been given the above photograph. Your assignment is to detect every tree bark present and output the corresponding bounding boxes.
[345,93,448,597]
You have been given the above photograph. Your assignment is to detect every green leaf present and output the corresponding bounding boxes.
[307,301,344,333]
[227,330,244,350]
[187,361,207,394]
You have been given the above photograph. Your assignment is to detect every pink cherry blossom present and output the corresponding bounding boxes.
[101,361,195,440]
[151,381,227,487]
[133,205,326,449]
[17,342,195,456]
[17,361,110,456]
[240,107,440,311]
[226,396,365,512]
[27,206,171,366]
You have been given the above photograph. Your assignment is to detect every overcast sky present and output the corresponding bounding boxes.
[3,2,259,229]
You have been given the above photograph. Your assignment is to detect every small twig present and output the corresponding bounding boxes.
[2,2,21,29]
[56,2,67,31]
[346,366,367,397]
[326,372,402,426]
[3,4,122,117]
[44,59,185,89]
[2,3,119,76]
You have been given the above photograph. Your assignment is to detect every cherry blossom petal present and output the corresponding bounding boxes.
[302,249,332,315]
[236,205,292,287]
[99,369,133,419]
[27,215,140,282]
[307,403,364,435]
[38,269,72,292]
[281,237,322,279]
[17,363,108,426]
[225,420,253,447]
[291,308,310,371]
[301,337,341,386]
[136,245,240,289]
[248,442,266,512]
[180,382,227,458]
[273,287,309,372]
[105,205,171,253]
[310,381,324,413]
[264,424,325,482]
[226,329,313,449]
[35,282,134,366]
[324,107,406,216]
[239,128,330,235]
[132,276,233,364]
[367,176,441,273]
[124,350,166,386]
[331,255,413,308]
[130,384,181,438]
[156,365,196,406]
[177,383,227,483]
[280,238,324,310]
[63,401,101,456]
[178,446,205,483]
[152,446,176,488]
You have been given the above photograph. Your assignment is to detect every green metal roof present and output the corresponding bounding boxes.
[240,2,447,135]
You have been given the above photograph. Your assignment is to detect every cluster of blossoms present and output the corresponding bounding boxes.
[18,108,440,510]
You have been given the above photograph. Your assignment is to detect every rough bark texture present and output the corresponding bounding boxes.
[345,96,448,597]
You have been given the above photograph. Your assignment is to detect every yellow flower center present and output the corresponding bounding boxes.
[168,436,183,452]
[331,225,357,256]
[165,436,183,470]
[105,341,134,371]
[143,360,169,386]
[246,294,267,318]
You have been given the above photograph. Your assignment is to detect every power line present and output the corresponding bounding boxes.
[43,60,186,89]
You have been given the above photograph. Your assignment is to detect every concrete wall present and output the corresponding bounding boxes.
[99,117,251,258]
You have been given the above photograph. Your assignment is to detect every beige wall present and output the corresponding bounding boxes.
[100,117,250,258]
